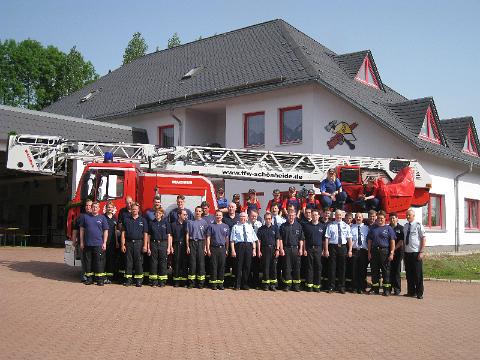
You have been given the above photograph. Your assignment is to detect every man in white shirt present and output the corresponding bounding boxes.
[403,209,426,299]
[324,210,352,294]
[230,212,257,290]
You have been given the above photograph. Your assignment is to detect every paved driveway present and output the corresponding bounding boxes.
[1,247,479,359]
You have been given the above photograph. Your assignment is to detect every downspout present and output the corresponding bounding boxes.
[171,109,183,146]
[454,162,473,252]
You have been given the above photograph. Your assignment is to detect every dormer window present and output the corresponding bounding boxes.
[463,127,479,156]
[355,56,379,89]
[419,106,440,144]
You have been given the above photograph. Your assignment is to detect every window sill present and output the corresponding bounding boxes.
[425,228,446,233]
[244,144,265,150]
[279,141,303,146]
[465,229,480,233]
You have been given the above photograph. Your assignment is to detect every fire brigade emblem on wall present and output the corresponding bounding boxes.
[325,120,358,150]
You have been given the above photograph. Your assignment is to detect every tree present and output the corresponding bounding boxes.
[0,39,23,106]
[123,32,148,65]
[62,46,98,96]
[0,39,99,109]
[167,33,181,49]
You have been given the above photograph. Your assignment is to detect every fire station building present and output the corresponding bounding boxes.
[4,19,480,250]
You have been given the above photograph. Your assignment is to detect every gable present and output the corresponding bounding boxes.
[334,51,384,90]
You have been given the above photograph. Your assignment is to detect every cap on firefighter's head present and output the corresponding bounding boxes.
[273,189,280,195]
[201,201,210,208]
[308,189,315,195]
[248,189,256,194]
[289,186,296,192]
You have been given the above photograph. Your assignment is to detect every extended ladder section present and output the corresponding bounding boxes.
[7,134,432,187]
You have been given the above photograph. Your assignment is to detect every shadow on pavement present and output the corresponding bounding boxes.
[2,260,81,283]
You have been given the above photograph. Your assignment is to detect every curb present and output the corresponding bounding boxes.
[424,277,480,284]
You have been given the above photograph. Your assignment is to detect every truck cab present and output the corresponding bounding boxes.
[64,161,217,266]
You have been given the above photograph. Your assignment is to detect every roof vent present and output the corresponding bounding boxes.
[80,90,98,102]
[181,66,202,80]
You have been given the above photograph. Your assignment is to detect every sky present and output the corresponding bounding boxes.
[1,0,479,128]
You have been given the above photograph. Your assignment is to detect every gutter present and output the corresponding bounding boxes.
[170,110,183,146]
[454,162,473,252]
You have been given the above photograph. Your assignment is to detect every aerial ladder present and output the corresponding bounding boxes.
[7,134,432,189]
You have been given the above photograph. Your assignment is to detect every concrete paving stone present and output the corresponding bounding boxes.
[1,247,480,359]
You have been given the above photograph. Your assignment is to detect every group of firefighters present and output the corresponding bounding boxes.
[73,168,426,299]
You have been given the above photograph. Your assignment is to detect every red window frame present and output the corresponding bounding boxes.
[419,107,441,144]
[244,111,265,148]
[465,199,480,230]
[422,193,444,229]
[355,56,380,89]
[463,127,479,157]
[158,125,174,147]
[279,105,302,145]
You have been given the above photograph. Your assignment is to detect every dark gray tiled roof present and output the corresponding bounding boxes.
[333,51,368,78]
[43,19,480,168]
[441,117,479,153]
[0,105,148,144]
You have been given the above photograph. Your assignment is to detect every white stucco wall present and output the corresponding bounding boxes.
[225,84,316,152]
[458,171,480,245]
[107,83,480,249]
[110,109,186,146]
[311,86,415,159]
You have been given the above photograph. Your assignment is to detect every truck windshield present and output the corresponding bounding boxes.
[80,169,125,201]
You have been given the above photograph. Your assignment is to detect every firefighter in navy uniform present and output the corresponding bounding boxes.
[79,201,109,286]
[279,211,305,292]
[320,168,347,210]
[303,209,327,292]
[206,210,230,290]
[186,206,209,289]
[117,196,134,279]
[170,208,188,287]
[168,195,194,223]
[121,203,149,287]
[103,201,119,284]
[148,208,172,287]
[320,209,331,290]
[257,212,280,291]
[389,212,404,295]
[71,199,93,282]
[300,207,313,288]
[367,210,396,296]
[248,210,262,288]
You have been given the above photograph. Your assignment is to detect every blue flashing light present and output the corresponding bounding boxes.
[104,152,114,163]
